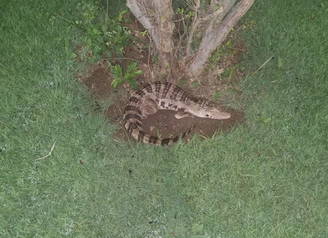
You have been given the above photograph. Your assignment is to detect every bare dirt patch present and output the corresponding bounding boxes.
[77,15,246,144]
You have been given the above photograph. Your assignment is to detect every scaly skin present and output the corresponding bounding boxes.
[123,81,230,146]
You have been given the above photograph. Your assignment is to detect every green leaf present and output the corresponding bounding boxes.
[92,45,101,54]
[113,65,123,78]
[114,45,123,53]
[128,61,138,71]
[111,78,123,88]
[101,24,108,33]
[113,24,122,33]
[117,10,128,22]
[96,36,104,43]
[105,51,112,58]
[177,7,184,14]
[129,80,138,90]
[134,70,142,75]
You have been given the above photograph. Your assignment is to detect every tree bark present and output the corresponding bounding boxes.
[188,0,254,76]
[126,0,160,48]
[126,0,174,73]
[157,0,175,71]
[127,0,254,78]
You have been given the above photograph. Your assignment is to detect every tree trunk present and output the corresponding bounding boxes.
[126,0,254,78]
[126,0,174,74]
[157,0,175,71]
[189,0,254,76]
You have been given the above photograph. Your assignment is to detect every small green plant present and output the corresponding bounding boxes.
[206,48,223,71]
[74,1,132,59]
[240,18,257,30]
[206,40,234,71]
[222,66,236,80]
[110,61,142,90]
[176,7,195,18]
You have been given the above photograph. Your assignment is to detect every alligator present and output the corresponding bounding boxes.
[123,81,231,146]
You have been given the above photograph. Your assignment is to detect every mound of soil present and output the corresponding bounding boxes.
[77,14,246,144]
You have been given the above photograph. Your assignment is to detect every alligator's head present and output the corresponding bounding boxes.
[188,99,231,120]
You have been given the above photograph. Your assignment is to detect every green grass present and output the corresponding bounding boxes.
[1,0,327,237]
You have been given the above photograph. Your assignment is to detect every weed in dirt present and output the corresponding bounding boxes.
[110,61,142,90]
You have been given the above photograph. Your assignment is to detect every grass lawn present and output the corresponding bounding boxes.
[1,0,327,237]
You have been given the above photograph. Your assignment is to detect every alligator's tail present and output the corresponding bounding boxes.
[125,121,195,146]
